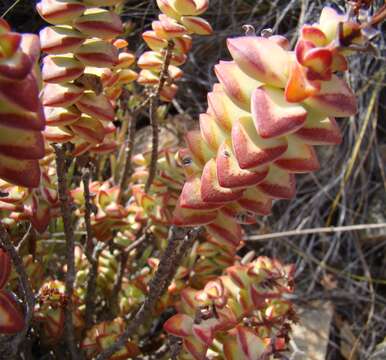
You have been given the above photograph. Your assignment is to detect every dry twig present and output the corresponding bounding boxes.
[53,144,82,359]
[0,224,35,357]
[96,226,201,360]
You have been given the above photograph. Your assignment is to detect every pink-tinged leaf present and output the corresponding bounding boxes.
[39,26,85,55]
[116,69,138,85]
[215,60,261,111]
[192,321,215,346]
[304,75,357,117]
[70,116,105,144]
[142,30,167,51]
[199,113,228,151]
[235,326,266,360]
[185,130,214,166]
[300,46,333,81]
[284,61,320,103]
[0,154,40,188]
[223,333,246,360]
[251,85,307,138]
[206,233,237,257]
[0,291,24,334]
[225,265,251,289]
[173,34,192,54]
[137,51,163,70]
[20,34,41,65]
[173,198,218,226]
[164,313,193,337]
[170,52,187,66]
[0,103,44,131]
[201,159,243,203]
[179,287,200,315]
[29,197,51,233]
[292,112,342,145]
[153,14,187,40]
[73,8,123,40]
[257,165,296,199]
[168,0,197,15]
[300,25,327,47]
[137,70,159,85]
[207,85,249,131]
[74,39,118,68]
[216,140,268,188]
[42,54,85,83]
[318,6,346,43]
[0,51,32,80]
[42,83,84,107]
[268,35,290,50]
[0,31,21,59]
[237,187,272,216]
[180,177,223,210]
[331,51,348,72]
[36,0,86,25]
[0,73,40,113]
[184,335,208,360]
[0,123,44,159]
[232,116,288,169]
[43,126,74,143]
[156,0,180,19]
[114,51,135,69]
[76,92,114,122]
[227,36,290,87]
[180,16,213,35]
[160,83,178,102]
[275,136,320,173]
[205,212,242,247]
[45,106,81,126]
[0,249,11,290]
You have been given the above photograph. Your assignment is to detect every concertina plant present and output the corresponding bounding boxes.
[0,1,383,359]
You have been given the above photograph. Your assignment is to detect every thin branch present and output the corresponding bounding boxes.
[144,41,175,193]
[84,243,104,330]
[96,226,201,360]
[245,223,386,241]
[0,224,35,357]
[81,164,101,330]
[82,165,94,256]
[16,224,33,253]
[119,112,137,196]
[53,144,82,360]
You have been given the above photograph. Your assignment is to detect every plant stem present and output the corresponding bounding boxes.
[53,144,82,360]
[119,112,137,197]
[0,224,35,357]
[144,41,174,193]
[96,226,200,360]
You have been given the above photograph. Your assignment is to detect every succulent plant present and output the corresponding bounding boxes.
[139,0,212,102]
[0,19,45,188]
[164,256,296,359]
[81,317,140,359]
[172,7,363,230]
[37,0,137,156]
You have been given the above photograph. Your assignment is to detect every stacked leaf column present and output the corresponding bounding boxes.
[37,0,135,156]
[166,7,364,358]
[139,0,212,101]
[0,19,45,188]
[173,7,359,245]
